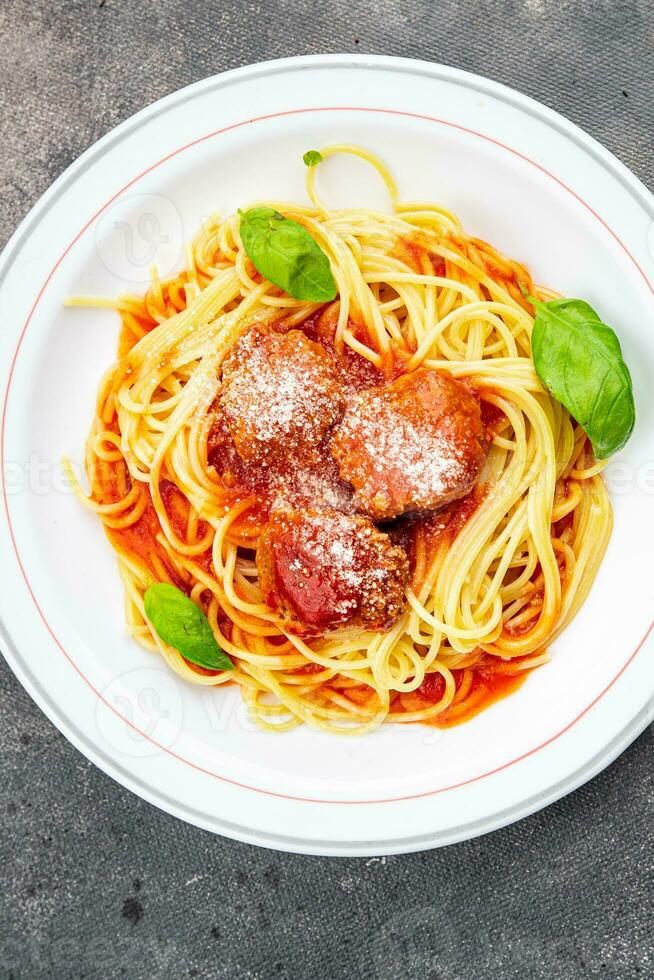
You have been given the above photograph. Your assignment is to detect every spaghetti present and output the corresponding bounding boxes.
[70,145,613,734]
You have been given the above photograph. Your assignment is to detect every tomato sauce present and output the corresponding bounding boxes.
[106,478,212,590]
[300,303,385,388]
[392,233,447,278]
[106,489,182,587]
[107,275,530,728]
[480,399,506,438]
[413,662,528,728]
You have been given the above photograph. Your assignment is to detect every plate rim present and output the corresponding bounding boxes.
[1,53,653,855]
[1,604,652,855]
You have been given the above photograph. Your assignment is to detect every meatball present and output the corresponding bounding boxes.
[331,369,487,520]
[257,509,409,635]
[219,327,343,465]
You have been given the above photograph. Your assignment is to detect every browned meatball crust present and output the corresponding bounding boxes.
[219,327,344,465]
[330,369,487,520]
[256,509,409,636]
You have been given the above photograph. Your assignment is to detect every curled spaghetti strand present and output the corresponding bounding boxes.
[69,145,613,735]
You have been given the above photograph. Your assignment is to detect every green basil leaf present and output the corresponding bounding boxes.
[239,207,337,302]
[144,583,233,671]
[529,295,635,460]
[303,149,323,167]
[538,298,622,356]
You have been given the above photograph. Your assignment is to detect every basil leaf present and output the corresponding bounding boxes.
[144,583,233,671]
[239,207,337,302]
[303,149,323,167]
[538,298,622,356]
[529,295,635,460]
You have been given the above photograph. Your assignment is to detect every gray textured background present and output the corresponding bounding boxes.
[1,2,653,978]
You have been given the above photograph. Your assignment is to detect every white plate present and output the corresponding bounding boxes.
[1,55,653,856]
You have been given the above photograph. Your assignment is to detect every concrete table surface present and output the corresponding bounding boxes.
[1,2,652,977]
